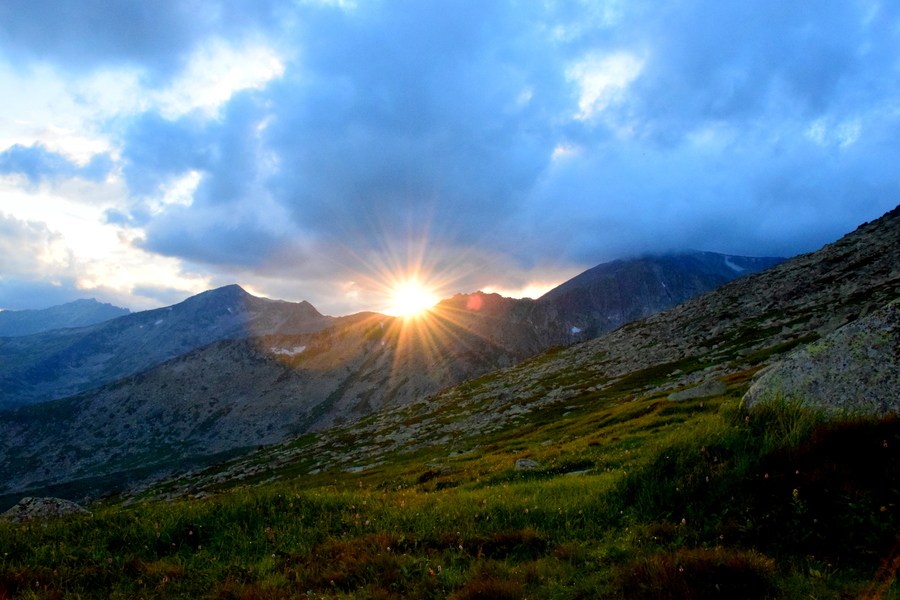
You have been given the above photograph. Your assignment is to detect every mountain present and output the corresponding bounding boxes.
[0,250,781,498]
[0,306,544,496]
[537,251,784,338]
[0,252,775,414]
[0,285,333,410]
[0,298,130,337]
[420,251,783,352]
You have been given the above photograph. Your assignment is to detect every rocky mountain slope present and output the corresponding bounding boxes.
[0,308,539,496]
[537,251,783,338]
[0,285,332,410]
[0,298,130,337]
[408,251,782,355]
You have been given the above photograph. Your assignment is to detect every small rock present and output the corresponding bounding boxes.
[515,458,541,471]
[1,497,91,523]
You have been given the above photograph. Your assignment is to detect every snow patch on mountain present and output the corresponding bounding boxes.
[724,257,746,272]
[272,345,307,356]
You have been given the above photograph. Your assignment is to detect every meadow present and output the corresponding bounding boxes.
[3,361,900,599]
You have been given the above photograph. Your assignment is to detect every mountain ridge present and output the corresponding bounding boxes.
[0,298,130,337]
[0,284,333,410]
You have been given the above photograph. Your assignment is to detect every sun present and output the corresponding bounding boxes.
[387,281,440,317]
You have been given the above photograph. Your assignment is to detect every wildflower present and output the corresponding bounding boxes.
[885,440,889,448]
[681,518,686,524]
[458,544,463,550]
[365,520,370,526]
[705,476,709,482]
[107,558,113,564]
[525,509,529,513]
[429,569,435,576]
[679,566,684,573]
[156,532,160,538]
[188,530,193,535]
[764,473,769,478]
[745,416,750,422]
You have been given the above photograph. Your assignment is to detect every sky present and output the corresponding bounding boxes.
[0,0,898,316]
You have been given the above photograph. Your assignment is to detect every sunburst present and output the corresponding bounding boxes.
[385,279,440,317]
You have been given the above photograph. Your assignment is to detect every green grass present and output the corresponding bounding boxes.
[5,382,900,599]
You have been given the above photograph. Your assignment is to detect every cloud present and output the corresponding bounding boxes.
[0,0,283,81]
[0,144,113,186]
[0,210,70,274]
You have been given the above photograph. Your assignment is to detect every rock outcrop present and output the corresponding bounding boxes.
[668,379,728,401]
[742,300,900,415]
[0,497,90,523]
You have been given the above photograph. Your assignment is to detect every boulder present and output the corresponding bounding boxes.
[742,300,900,415]
[668,379,727,401]
[1,497,91,523]
[515,458,541,471]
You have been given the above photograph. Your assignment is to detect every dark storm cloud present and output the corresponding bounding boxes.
[0,144,113,185]
[112,0,571,272]
[124,1,898,278]
[262,0,564,244]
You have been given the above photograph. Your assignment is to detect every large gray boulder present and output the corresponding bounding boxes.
[742,300,900,415]
[0,497,91,523]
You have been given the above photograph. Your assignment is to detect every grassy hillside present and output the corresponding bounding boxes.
[4,358,900,599]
